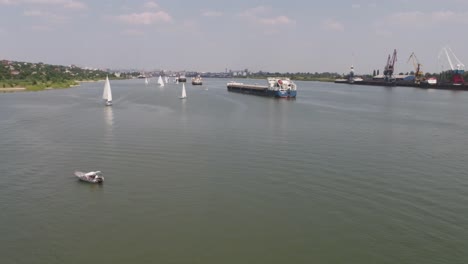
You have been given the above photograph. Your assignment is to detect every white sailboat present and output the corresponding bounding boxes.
[179,83,187,99]
[145,77,149,85]
[165,76,169,84]
[102,76,112,106]
[158,75,165,87]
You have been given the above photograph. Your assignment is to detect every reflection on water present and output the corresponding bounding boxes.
[267,98,292,132]
[104,106,114,127]
[180,98,188,124]
[76,180,104,191]
[180,98,187,109]
[103,106,114,143]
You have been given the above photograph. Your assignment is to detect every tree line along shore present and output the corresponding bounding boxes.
[0,60,135,92]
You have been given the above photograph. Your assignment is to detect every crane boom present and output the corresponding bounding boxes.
[407,52,423,83]
[439,46,465,85]
[383,49,397,82]
[390,49,397,68]
[444,48,455,70]
[448,47,465,70]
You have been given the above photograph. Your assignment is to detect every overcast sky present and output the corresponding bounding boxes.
[1,0,467,74]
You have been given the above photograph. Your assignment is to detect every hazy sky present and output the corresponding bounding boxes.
[1,0,467,74]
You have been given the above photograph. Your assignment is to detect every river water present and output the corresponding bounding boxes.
[1,79,467,263]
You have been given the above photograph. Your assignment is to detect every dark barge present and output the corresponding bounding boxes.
[227,78,297,98]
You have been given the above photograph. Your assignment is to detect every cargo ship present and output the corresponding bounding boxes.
[227,77,297,98]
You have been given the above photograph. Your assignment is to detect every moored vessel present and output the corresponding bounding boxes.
[192,75,202,85]
[227,77,297,98]
[334,78,348,83]
[426,77,437,85]
[177,75,187,83]
[335,65,363,84]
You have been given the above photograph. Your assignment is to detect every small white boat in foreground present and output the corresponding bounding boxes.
[75,171,104,183]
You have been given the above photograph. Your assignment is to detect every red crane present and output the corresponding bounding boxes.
[383,49,397,82]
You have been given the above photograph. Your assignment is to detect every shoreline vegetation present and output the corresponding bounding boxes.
[0,79,104,92]
[0,59,127,93]
[1,80,79,91]
[0,80,106,92]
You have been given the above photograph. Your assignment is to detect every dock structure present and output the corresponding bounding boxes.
[335,80,468,91]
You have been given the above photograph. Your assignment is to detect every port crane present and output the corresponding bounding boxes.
[383,49,397,82]
[438,46,465,84]
[407,52,424,84]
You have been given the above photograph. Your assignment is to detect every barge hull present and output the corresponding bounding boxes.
[227,85,296,98]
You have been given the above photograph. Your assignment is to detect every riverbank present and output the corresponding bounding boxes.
[335,79,468,91]
[0,87,26,92]
[0,80,77,92]
[0,79,106,93]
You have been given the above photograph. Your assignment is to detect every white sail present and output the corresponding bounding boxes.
[145,77,149,85]
[180,83,187,99]
[102,77,108,100]
[165,76,169,83]
[158,76,164,87]
[102,76,112,102]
